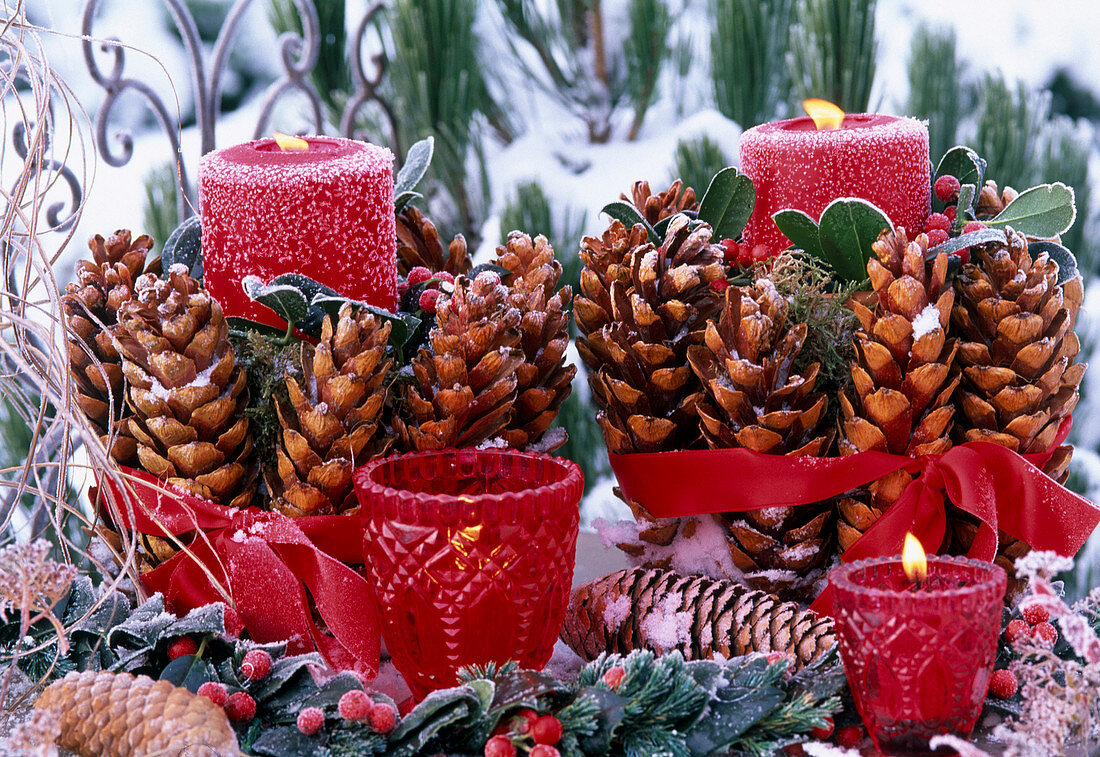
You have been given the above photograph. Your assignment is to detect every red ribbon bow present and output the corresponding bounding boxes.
[608,418,1100,615]
[101,469,380,676]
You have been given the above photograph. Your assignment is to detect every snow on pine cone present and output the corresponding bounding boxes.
[34,670,242,757]
[561,567,835,671]
[949,229,1085,590]
[268,303,394,516]
[62,229,154,464]
[836,229,959,552]
[395,204,471,277]
[394,270,524,451]
[115,268,257,509]
[495,231,576,452]
[686,281,835,600]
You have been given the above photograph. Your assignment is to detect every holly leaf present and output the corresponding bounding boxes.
[387,686,487,756]
[106,594,172,653]
[935,145,985,188]
[697,167,756,242]
[265,274,340,337]
[575,687,627,753]
[490,670,568,712]
[242,275,309,329]
[924,227,1007,260]
[772,209,825,261]
[164,602,227,639]
[253,652,325,702]
[601,201,659,244]
[159,654,213,693]
[817,198,893,282]
[394,136,434,213]
[159,215,204,281]
[250,725,320,757]
[988,182,1077,238]
[1030,240,1079,285]
[226,316,292,340]
[956,183,977,225]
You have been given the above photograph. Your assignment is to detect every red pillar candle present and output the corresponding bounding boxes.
[199,136,397,328]
[739,114,930,251]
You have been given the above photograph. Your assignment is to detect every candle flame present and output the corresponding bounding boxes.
[902,532,928,583]
[802,98,845,130]
[273,131,309,152]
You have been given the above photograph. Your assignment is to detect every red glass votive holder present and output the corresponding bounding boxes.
[830,556,1006,754]
[354,449,583,699]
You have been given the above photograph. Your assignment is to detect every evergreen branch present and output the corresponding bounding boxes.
[906,25,970,164]
[973,73,1051,189]
[711,0,794,127]
[788,0,877,113]
[623,0,672,140]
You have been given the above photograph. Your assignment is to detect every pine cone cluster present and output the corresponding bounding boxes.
[396,205,471,276]
[622,179,698,226]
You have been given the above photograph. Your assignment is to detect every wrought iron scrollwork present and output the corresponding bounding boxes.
[12,115,83,233]
[342,1,401,158]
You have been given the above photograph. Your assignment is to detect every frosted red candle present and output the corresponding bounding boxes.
[739,114,930,251]
[199,136,397,328]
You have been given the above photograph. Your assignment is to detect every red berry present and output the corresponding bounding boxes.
[945,205,957,222]
[167,637,198,660]
[810,716,834,740]
[926,228,949,247]
[435,271,455,285]
[419,288,442,313]
[710,279,729,293]
[926,212,951,232]
[222,606,244,638]
[338,689,372,722]
[988,669,1019,699]
[784,746,806,756]
[751,244,771,263]
[1021,603,1051,625]
[953,247,971,265]
[240,649,273,681]
[602,666,626,690]
[530,747,561,757]
[297,706,325,735]
[721,238,739,263]
[736,247,754,268]
[368,702,397,734]
[836,725,863,749]
[531,715,563,746]
[197,681,228,707]
[407,266,432,286]
[1004,618,1030,643]
[484,735,517,757]
[1032,621,1058,648]
[225,691,257,723]
[963,221,986,235]
[512,708,539,734]
[934,174,961,202]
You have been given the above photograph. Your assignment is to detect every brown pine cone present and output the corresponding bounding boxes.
[622,179,698,226]
[396,205,471,276]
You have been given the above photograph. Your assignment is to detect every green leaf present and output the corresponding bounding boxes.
[772,209,825,262]
[394,190,422,213]
[935,145,985,188]
[601,201,659,243]
[574,687,627,754]
[956,183,977,225]
[387,686,485,756]
[817,198,893,282]
[923,227,1007,260]
[253,652,325,701]
[159,215,204,281]
[226,316,292,340]
[165,603,226,639]
[1030,240,1079,285]
[159,654,212,693]
[697,167,756,241]
[242,276,309,328]
[394,136,435,203]
[988,182,1077,238]
[268,274,340,337]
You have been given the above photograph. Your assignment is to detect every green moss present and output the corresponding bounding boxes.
[229,330,302,475]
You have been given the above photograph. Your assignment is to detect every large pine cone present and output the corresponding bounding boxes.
[115,268,257,508]
[837,229,959,551]
[496,232,576,452]
[622,179,698,226]
[394,271,524,451]
[686,281,835,599]
[396,205,471,276]
[268,303,393,516]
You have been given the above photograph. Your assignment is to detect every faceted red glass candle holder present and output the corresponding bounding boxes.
[830,556,1006,755]
[354,449,583,699]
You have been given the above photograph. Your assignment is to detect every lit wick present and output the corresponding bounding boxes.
[273,131,309,152]
[902,532,929,591]
[802,98,845,131]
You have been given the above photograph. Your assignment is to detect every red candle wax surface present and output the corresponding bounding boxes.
[739,114,930,251]
[199,137,397,328]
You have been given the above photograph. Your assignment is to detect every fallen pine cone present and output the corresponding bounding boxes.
[561,566,835,670]
[34,670,241,757]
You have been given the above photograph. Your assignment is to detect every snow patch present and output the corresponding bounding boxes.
[911,303,941,340]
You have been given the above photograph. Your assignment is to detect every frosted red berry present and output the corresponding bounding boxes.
[512,708,539,734]
[419,288,442,314]
[988,669,1019,699]
[240,649,273,681]
[963,221,986,235]
[485,735,517,757]
[926,212,951,232]
[602,666,626,690]
[945,205,957,222]
[751,244,771,263]
[810,716,834,740]
[836,725,863,749]
[1022,604,1051,625]
[934,174,961,202]
[435,271,455,284]
[926,228,949,247]
[1004,618,1029,643]
[710,279,729,293]
[368,702,397,734]
[338,689,373,722]
[407,266,432,286]
[197,681,228,707]
[721,238,739,263]
[531,715,563,746]
[297,706,325,735]
[222,606,244,638]
[225,691,257,723]
[736,247,754,268]
[953,247,971,265]
[530,746,561,757]
[167,637,198,660]
[1032,621,1058,647]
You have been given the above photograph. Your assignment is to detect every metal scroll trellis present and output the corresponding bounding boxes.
[79,0,399,224]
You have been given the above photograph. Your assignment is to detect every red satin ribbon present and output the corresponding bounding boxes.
[100,468,380,677]
[608,418,1100,616]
